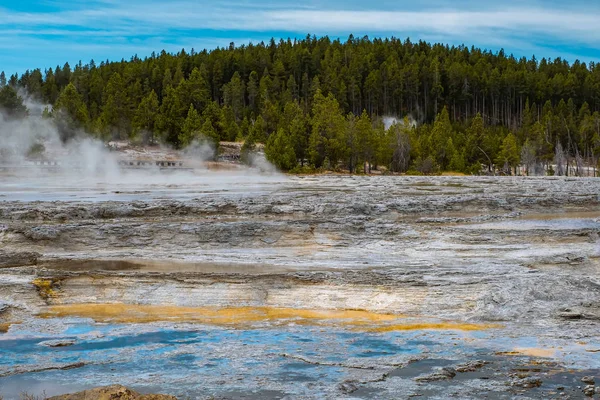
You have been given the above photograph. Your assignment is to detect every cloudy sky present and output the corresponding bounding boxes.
[1,0,599,74]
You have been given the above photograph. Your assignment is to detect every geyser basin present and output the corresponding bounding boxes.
[1,174,600,398]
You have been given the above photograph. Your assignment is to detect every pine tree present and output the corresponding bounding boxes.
[466,113,493,171]
[288,107,309,166]
[497,133,520,175]
[42,68,59,104]
[250,115,266,143]
[430,107,453,169]
[239,116,250,140]
[53,83,88,140]
[431,58,444,116]
[356,110,376,172]
[448,149,466,173]
[222,106,240,141]
[309,90,345,168]
[265,128,297,171]
[0,86,28,119]
[134,90,159,144]
[345,113,359,173]
[202,101,226,140]
[179,105,203,147]
[223,71,245,122]
[157,86,184,146]
[100,73,129,139]
[180,67,211,112]
[200,118,220,152]
[162,68,173,96]
[247,71,259,113]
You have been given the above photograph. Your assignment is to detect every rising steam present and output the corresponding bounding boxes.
[382,116,417,131]
[0,110,122,180]
[0,97,284,201]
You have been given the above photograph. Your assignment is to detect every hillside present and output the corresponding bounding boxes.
[1,35,600,175]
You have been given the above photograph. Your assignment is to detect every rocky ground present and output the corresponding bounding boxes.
[1,172,599,399]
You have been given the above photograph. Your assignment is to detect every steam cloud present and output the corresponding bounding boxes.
[382,116,418,131]
[0,110,122,180]
[0,98,284,201]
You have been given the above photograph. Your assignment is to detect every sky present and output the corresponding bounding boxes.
[1,0,599,75]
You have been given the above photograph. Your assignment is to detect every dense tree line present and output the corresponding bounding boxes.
[2,35,600,175]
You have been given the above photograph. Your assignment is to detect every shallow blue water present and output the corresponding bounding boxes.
[0,320,456,399]
[1,320,598,399]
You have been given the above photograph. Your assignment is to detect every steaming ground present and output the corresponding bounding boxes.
[1,165,600,398]
[0,168,287,202]
[0,109,286,201]
[0,105,283,199]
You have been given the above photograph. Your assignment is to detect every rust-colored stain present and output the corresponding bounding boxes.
[0,322,20,333]
[38,304,495,332]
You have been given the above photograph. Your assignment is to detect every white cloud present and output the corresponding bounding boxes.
[256,9,600,43]
[0,0,598,73]
[2,2,598,39]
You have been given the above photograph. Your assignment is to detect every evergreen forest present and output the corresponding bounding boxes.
[2,35,600,175]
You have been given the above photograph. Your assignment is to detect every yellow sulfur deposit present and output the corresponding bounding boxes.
[365,322,498,332]
[32,278,58,299]
[39,304,495,332]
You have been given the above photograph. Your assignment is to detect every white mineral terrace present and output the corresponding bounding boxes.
[1,172,599,399]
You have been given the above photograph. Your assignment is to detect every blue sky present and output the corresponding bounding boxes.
[1,0,599,75]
